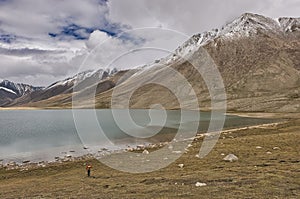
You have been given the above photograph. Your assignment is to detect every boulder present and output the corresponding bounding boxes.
[223,154,239,162]
[142,150,150,155]
[195,182,207,187]
[178,164,184,168]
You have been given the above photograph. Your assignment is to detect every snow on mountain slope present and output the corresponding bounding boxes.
[46,70,95,89]
[157,13,299,65]
[46,68,118,90]
[0,86,17,95]
[278,17,300,32]
[0,80,43,97]
[0,80,44,106]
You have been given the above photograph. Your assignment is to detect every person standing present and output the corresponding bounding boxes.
[86,163,92,177]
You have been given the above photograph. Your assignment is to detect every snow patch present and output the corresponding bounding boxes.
[0,86,17,95]
[46,68,118,90]
[147,13,298,69]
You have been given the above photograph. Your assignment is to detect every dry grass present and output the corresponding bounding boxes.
[0,118,299,198]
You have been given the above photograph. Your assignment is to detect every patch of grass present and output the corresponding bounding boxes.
[0,118,299,198]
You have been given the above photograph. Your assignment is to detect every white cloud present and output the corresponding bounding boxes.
[75,28,188,72]
[0,0,111,85]
[0,0,299,86]
[108,0,300,35]
[85,30,112,50]
[0,0,108,39]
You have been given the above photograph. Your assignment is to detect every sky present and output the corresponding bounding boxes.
[0,0,299,86]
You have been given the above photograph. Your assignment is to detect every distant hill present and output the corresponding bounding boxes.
[5,68,118,108]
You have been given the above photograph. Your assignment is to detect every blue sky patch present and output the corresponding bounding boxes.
[0,34,16,43]
[49,24,96,40]
[48,21,134,42]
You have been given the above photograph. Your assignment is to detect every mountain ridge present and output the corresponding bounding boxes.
[0,80,44,106]
[1,13,300,112]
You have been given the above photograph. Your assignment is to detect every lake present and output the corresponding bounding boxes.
[0,109,275,163]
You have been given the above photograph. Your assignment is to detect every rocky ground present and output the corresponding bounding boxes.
[0,114,299,198]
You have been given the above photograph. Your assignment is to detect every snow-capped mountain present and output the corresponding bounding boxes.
[2,13,300,112]
[0,80,43,97]
[279,17,300,32]
[47,68,117,90]
[88,13,299,112]
[0,80,43,106]
[172,13,299,59]
[4,68,118,107]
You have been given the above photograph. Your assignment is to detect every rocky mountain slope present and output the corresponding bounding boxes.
[93,13,300,112]
[6,68,118,107]
[0,80,43,106]
[2,13,300,112]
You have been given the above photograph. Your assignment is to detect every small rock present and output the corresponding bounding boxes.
[7,161,17,166]
[178,164,184,168]
[158,143,165,147]
[22,160,30,164]
[273,147,280,150]
[150,144,157,149]
[126,148,134,152]
[195,154,200,158]
[266,151,272,155]
[83,147,88,150]
[223,154,238,162]
[103,185,110,189]
[142,150,149,155]
[221,153,225,156]
[69,150,75,153]
[137,145,145,150]
[172,151,182,154]
[256,146,263,149]
[38,163,46,168]
[195,182,207,187]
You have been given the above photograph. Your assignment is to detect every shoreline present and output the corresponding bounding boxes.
[1,106,300,120]
[1,117,299,198]
[227,111,300,119]
[0,120,285,171]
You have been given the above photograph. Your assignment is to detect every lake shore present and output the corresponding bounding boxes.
[0,113,299,198]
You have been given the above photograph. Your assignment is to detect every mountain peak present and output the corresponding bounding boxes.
[278,17,300,32]
[0,79,43,104]
[221,13,280,36]
[163,13,300,66]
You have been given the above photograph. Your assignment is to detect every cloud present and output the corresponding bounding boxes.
[108,0,300,35]
[0,0,109,39]
[85,30,112,49]
[77,28,189,72]
[0,0,299,86]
